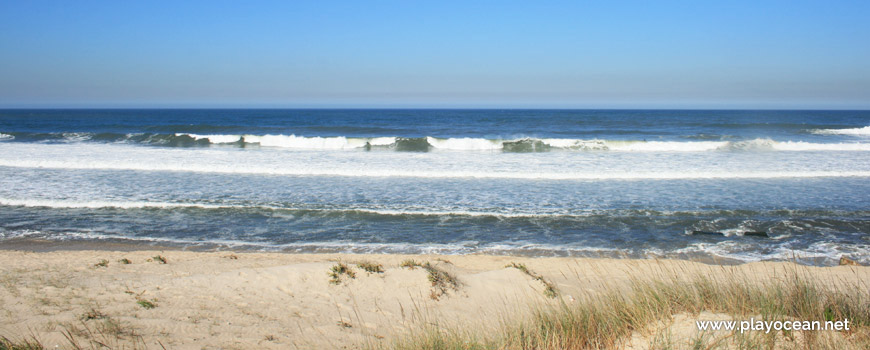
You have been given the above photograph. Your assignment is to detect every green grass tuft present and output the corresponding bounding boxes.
[94,259,109,268]
[357,261,385,274]
[136,299,157,309]
[329,262,357,284]
[400,259,423,269]
[422,262,460,300]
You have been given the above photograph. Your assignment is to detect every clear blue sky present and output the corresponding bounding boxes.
[1,0,868,108]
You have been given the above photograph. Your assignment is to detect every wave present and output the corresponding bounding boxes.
[3,131,869,152]
[0,198,235,210]
[223,135,870,152]
[2,157,869,179]
[3,228,865,265]
[811,126,870,136]
[674,241,870,265]
[0,198,699,217]
[0,197,568,217]
[2,198,867,221]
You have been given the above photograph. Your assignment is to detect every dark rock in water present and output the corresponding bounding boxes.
[503,138,550,152]
[394,137,430,152]
[839,256,860,266]
[692,230,722,235]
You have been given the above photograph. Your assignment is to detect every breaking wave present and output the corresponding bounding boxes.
[2,131,869,152]
[811,126,870,136]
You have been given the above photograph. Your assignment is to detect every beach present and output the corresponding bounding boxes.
[1,245,867,349]
[1,110,869,348]
[2,0,869,348]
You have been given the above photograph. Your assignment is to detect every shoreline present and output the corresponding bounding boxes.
[1,248,866,349]
[0,238,772,266]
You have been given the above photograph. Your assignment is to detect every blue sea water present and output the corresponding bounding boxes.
[0,109,868,265]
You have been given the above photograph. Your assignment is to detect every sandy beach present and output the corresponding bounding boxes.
[1,245,867,349]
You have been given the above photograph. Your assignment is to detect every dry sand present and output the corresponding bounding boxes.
[0,248,866,349]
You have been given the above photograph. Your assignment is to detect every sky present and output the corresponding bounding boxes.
[0,0,868,109]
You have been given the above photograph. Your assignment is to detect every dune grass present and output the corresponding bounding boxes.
[1,315,148,350]
[400,260,459,300]
[0,336,43,350]
[506,262,558,298]
[329,262,357,284]
[386,267,870,349]
[357,261,385,274]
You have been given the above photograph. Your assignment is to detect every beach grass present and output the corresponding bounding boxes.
[400,260,460,300]
[2,252,867,349]
[386,267,870,350]
[357,261,385,274]
[421,262,459,300]
[1,317,146,350]
[329,262,357,284]
[136,299,157,309]
[506,262,558,298]
[400,259,423,269]
[0,336,44,350]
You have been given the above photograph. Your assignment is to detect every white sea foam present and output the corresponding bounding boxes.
[0,229,634,256]
[0,198,232,210]
[674,241,870,265]
[0,197,564,217]
[811,126,870,136]
[598,139,870,152]
[426,137,502,150]
[773,141,870,151]
[367,137,398,146]
[12,228,859,264]
[541,138,610,150]
[241,134,392,149]
[61,132,92,142]
[610,140,727,152]
[2,140,869,181]
[0,133,13,141]
[2,158,868,179]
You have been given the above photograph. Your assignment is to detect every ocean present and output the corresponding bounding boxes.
[0,109,868,265]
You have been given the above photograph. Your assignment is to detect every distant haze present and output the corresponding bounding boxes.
[1,1,868,109]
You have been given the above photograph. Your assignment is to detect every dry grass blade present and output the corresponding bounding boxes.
[385,268,870,350]
[506,262,558,298]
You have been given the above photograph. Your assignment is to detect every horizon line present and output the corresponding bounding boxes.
[1,106,868,111]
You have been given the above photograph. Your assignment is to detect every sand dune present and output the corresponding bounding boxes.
[0,249,866,349]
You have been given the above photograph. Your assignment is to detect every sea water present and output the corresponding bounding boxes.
[0,109,868,265]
